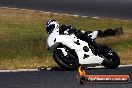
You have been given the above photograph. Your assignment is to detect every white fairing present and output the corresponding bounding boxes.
[47,29,104,66]
[88,31,98,40]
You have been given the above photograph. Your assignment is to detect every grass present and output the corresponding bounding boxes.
[0,7,132,69]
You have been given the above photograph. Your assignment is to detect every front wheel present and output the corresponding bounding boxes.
[52,45,79,70]
[99,45,120,69]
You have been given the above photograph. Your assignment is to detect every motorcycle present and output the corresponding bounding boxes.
[46,26,120,70]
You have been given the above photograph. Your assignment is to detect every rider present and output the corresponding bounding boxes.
[46,19,98,48]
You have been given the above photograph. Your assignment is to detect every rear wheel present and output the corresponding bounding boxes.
[99,45,120,69]
[52,44,79,70]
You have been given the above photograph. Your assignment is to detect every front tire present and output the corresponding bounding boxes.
[99,45,120,69]
[52,45,79,70]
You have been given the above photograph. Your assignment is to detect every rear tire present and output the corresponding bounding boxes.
[99,45,120,69]
[52,45,79,70]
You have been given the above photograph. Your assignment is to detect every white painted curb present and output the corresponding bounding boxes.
[0,65,132,73]
[0,6,103,19]
[0,69,38,73]
[87,64,132,69]
[1,6,127,21]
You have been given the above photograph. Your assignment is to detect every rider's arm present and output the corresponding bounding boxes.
[59,24,73,34]
[75,30,93,39]
[59,24,93,38]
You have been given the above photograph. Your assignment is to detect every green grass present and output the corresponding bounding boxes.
[0,8,132,69]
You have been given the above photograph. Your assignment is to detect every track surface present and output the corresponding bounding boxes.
[0,0,132,88]
[0,67,132,88]
[0,0,132,19]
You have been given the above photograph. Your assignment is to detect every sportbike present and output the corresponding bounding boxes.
[46,25,120,70]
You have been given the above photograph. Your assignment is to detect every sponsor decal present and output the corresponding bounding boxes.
[77,66,130,84]
[84,75,130,83]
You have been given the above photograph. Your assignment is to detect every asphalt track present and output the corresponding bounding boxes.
[0,0,132,88]
[0,0,132,20]
[0,67,132,88]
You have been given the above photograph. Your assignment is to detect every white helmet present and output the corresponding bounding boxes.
[46,20,59,33]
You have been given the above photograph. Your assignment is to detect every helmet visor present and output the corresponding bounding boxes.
[46,24,55,34]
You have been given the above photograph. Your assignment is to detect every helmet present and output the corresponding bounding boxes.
[46,20,59,33]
